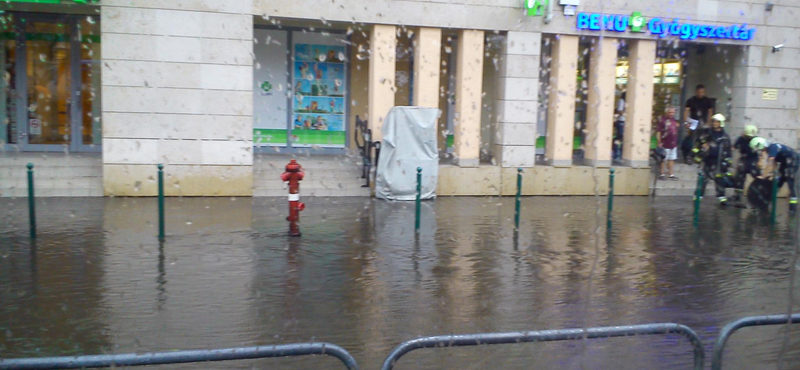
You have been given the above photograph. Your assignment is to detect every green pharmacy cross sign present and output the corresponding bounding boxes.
[8,0,99,4]
[261,81,273,94]
[629,11,645,32]
[524,0,548,17]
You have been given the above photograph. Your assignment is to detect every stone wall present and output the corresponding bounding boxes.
[494,31,541,168]
[101,0,254,196]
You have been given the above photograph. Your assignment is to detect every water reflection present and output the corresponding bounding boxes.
[0,196,798,369]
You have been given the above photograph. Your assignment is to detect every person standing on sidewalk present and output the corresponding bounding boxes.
[684,84,715,130]
[682,85,715,161]
[656,107,680,180]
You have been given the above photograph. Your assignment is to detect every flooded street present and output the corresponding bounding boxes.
[1,196,800,369]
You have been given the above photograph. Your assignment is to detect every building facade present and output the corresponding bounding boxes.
[0,0,797,196]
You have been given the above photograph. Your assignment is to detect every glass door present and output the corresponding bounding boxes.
[1,13,101,152]
[22,16,72,149]
[0,19,18,147]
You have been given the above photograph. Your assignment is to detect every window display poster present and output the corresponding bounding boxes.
[253,29,289,145]
[662,62,681,84]
[291,32,347,147]
[613,61,680,85]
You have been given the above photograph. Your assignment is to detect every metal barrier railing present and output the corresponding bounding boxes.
[0,342,359,370]
[6,314,800,370]
[380,323,704,370]
[711,313,800,370]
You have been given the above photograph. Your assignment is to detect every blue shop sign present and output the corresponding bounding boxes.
[576,12,756,41]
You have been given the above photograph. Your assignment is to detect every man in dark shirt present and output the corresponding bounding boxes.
[732,125,760,207]
[683,85,715,161]
[684,84,715,128]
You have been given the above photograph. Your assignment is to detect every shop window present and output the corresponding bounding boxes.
[253,28,348,150]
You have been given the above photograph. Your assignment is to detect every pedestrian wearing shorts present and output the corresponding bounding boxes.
[657,107,680,180]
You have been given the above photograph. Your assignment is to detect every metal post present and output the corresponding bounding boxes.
[158,164,165,241]
[771,169,779,225]
[415,167,422,233]
[607,168,615,228]
[26,163,36,239]
[694,171,703,227]
[515,168,522,230]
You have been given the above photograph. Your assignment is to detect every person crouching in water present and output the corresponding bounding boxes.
[692,114,734,206]
[749,137,800,213]
[731,125,760,207]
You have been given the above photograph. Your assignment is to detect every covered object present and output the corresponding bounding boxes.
[375,107,439,200]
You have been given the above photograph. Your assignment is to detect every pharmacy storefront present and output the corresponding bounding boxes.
[0,1,101,152]
[253,27,349,152]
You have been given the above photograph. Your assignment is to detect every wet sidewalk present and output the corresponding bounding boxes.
[1,196,799,369]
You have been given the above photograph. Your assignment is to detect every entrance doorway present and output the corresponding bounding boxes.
[1,13,101,152]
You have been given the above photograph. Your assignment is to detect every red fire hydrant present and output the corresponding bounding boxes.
[280,159,305,237]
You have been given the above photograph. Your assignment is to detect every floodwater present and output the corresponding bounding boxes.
[1,196,799,370]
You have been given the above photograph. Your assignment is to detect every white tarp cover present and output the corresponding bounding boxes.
[375,106,439,201]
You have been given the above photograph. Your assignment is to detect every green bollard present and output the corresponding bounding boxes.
[415,167,422,233]
[158,163,165,241]
[607,168,615,211]
[694,171,703,227]
[770,169,779,225]
[27,163,36,239]
[515,168,522,230]
[607,168,615,229]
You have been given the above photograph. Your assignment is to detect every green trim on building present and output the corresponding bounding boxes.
[0,32,101,43]
[8,0,99,4]
[9,0,62,3]
[253,129,346,146]
[25,32,69,42]
[81,35,100,43]
[254,129,288,145]
[294,130,346,146]
[534,136,657,150]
